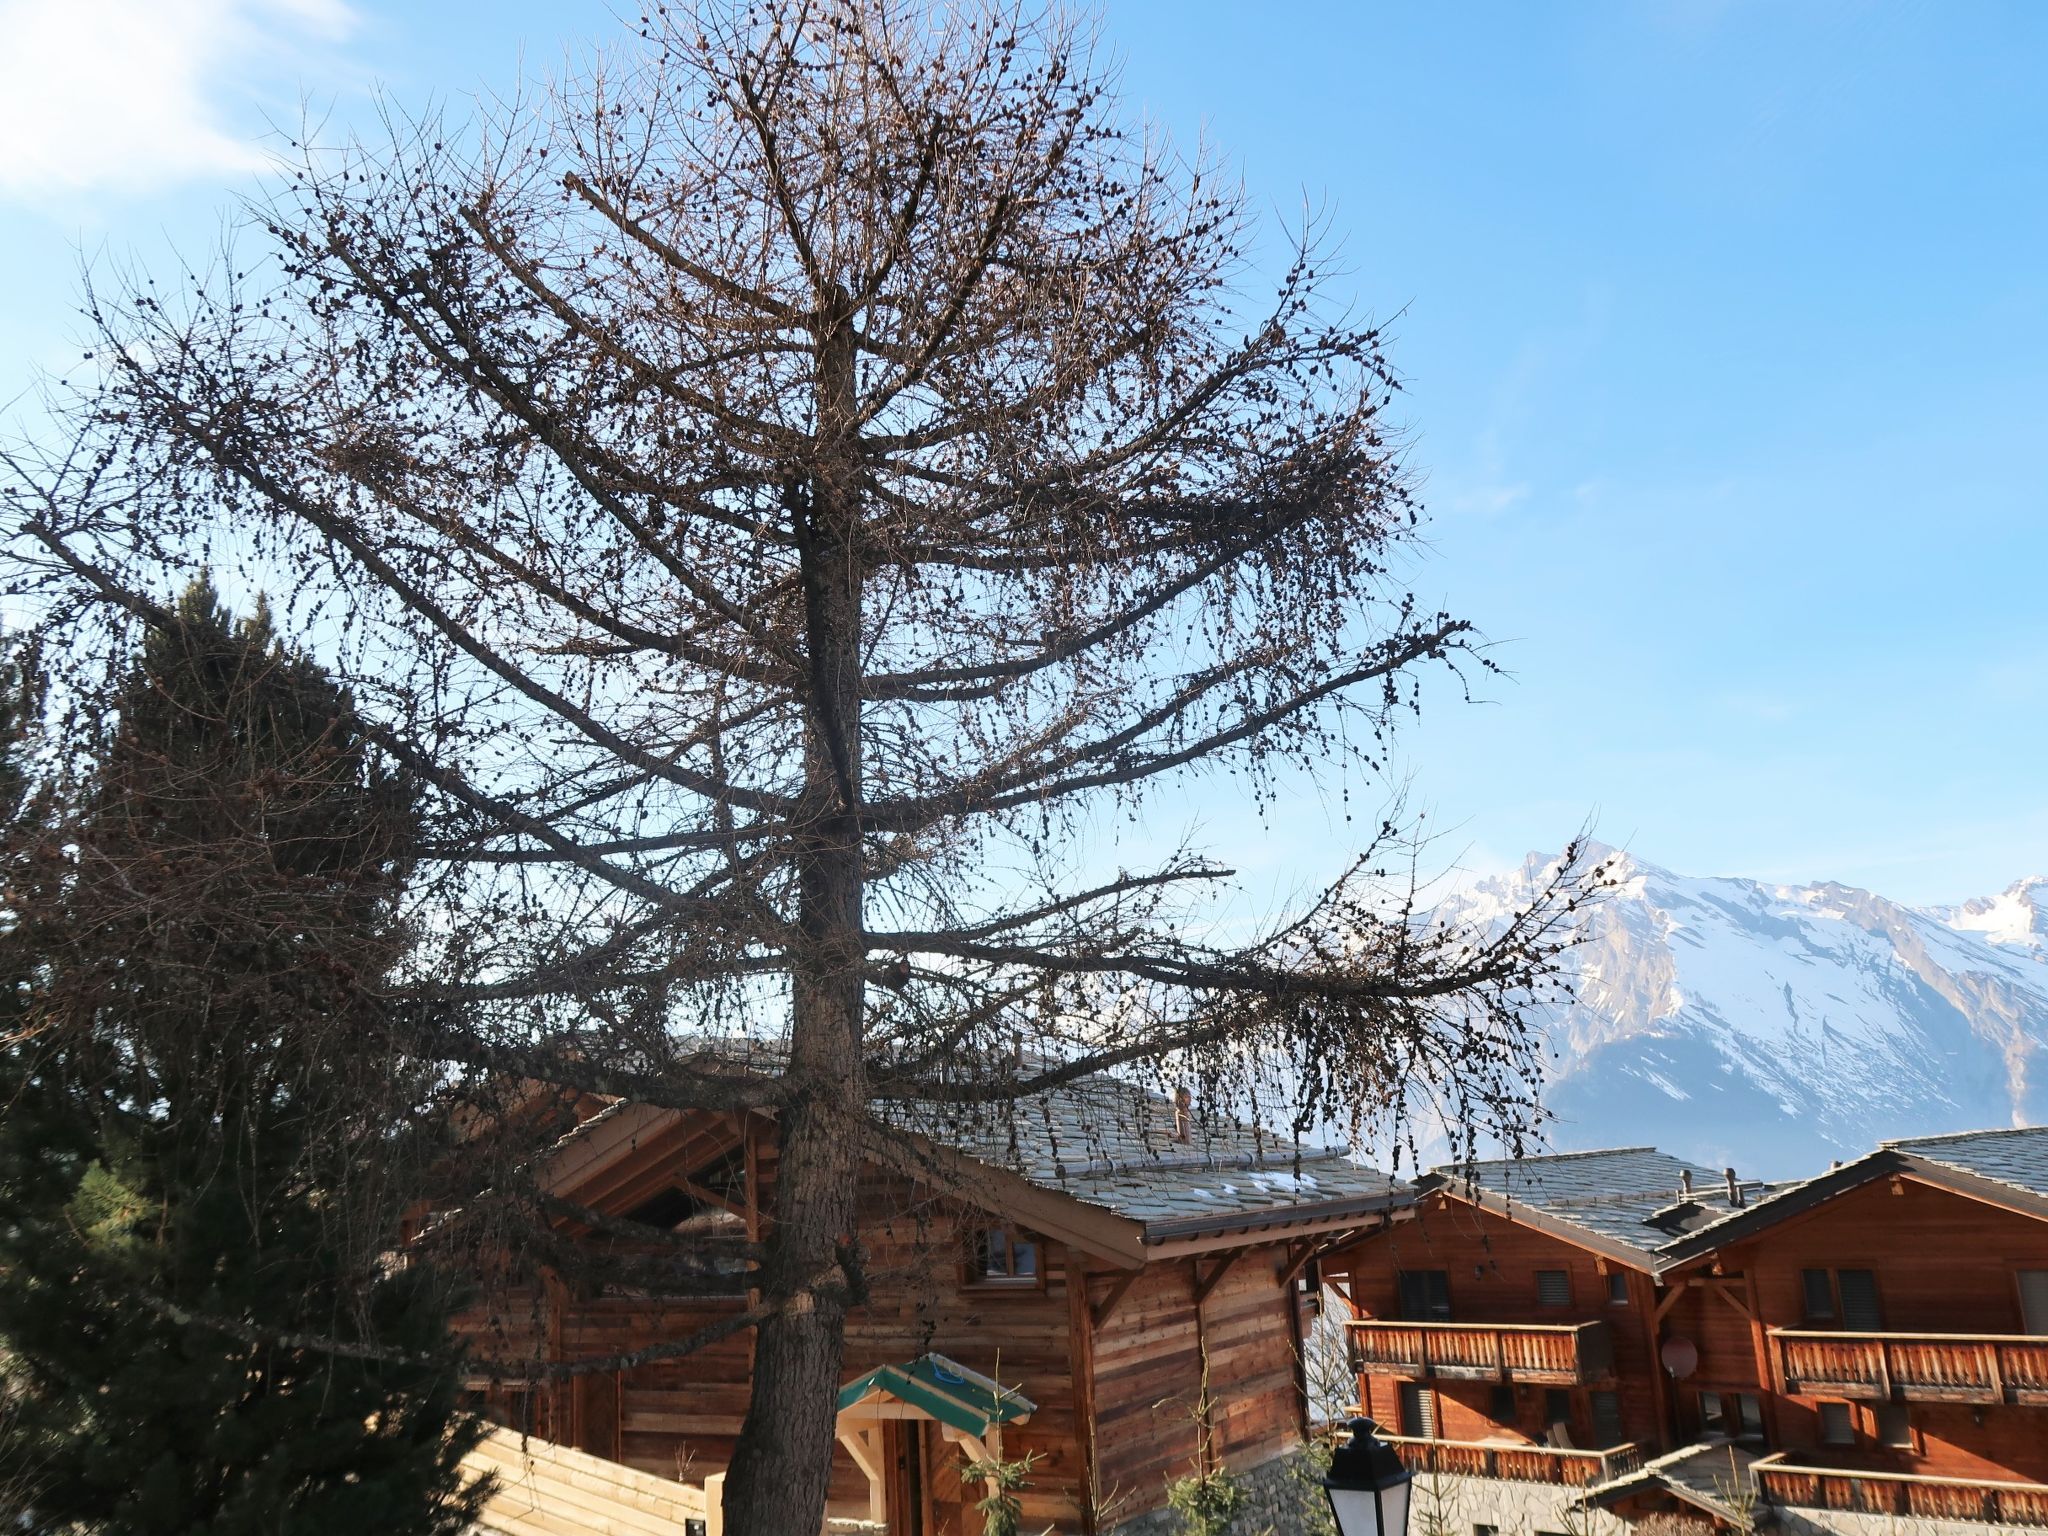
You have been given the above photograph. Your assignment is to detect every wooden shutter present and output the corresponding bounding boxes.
[1591,1390,1625,1447]
[1536,1269,1571,1308]
[1837,1270,1883,1331]
[2020,1270,2048,1334]
[1399,1269,1452,1322]
[1399,1381,1437,1438]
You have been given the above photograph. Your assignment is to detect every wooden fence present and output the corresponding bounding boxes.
[462,1422,721,1536]
[1378,1433,1643,1487]
[1347,1319,1614,1385]
[1752,1455,2048,1527]
[1771,1329,2048,1405]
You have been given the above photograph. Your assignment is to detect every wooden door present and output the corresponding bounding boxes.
[884,1421,932,1536]
[574,1371,620,1460]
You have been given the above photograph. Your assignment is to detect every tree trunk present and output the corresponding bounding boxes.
[723,308,866,1536]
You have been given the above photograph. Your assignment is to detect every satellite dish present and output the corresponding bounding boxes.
[1661,1336,1699,1380]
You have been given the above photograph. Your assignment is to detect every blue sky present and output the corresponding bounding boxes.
[2,0,2043,905]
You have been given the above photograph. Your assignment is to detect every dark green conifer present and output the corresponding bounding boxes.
[0,581,486,1534]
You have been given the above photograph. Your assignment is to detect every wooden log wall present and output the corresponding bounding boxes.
[1085,1245,1306,1519]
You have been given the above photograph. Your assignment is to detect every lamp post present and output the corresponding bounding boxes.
[1323,1417,1413,1536]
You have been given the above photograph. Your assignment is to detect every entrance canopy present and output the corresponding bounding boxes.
[837,1353,1036,1440]
[836,1355,1036,1526]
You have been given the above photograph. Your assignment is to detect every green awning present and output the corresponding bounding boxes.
[836,1353,1035,1437]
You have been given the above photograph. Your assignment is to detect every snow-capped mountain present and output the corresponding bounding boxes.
[1440,848,2048,1179]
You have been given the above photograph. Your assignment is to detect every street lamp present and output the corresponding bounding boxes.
[1323,1417,1413,1536]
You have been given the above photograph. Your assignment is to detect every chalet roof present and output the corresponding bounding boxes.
[539,1048,1407,1253]
[1885,1125,2048,1200]
[909,1070,1404,1234]
[1653,1124,2048,1264]
[1423,1147,1776,1262]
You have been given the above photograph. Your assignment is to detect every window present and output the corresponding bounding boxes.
[1474,1527,1499,1536]
[1607,1273,1630,1307]
[1399,1381,1437,1438]
[2021,1270,2048,1334]
[1536,1269,1571,1308]
[1802,1268,1837,1322]
[1702,1390,1765,1443]
[1838,1270,1883,1331]
[1819,1402,1856,1446]
[1490,1385,1517,1424]
[1543,1389,1573,1434]
[1591,1390,1625,1447]
[969,1226,1039,1286]
[1398,1269,1453,1322]
[1733,1393,1765,1443]
[1877,1403,1913,1449]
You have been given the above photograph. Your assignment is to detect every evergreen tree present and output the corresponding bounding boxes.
[0,581,487,1534]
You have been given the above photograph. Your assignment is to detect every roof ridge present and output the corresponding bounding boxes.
[1883,1123,2047,1149]
[1433,1145,1670,1171]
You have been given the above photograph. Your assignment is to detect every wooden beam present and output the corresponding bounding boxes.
[1653,1283,1687,1324]
[1067,1249,1101,1536]
[1635,1266,1672,1452]
[1712,1283,1755,1322]
[1090,1270,1139,1331]
[1282,1231,1356,1287]
[837,1425,887,1526]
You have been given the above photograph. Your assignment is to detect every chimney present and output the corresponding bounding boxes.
[1173,1084,1192,1143]
[1724,1167,1743,1207]
[1679,1169,1693,1197]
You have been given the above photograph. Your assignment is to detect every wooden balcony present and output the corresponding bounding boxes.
[1771,1328,2048,1405]
[1379,1433,1643,1488]
[1753,1456,2048,1527]
[1348,1319,1615,1385]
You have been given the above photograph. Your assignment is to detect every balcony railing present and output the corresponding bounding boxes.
[1771,1329,2048,1405]
[1753,1455,2048,1527]
[1377,1433,1643,1488]
[1347,1319,1615,1385]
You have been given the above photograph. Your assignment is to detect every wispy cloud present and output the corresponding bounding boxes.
[0,0,357,202]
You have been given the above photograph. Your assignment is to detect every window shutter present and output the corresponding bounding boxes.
[1591,1390,1625,1447]
[1819,1402,1855,1446]
[2020,1270,2048,1334]
[1837,1270,1883,1331]
[1536,1270,1571,1308]
[1400,1382,1437,1438]
[1400,1270,1452,1322]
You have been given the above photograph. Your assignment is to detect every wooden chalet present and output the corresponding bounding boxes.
[1330,1129,2048,1535]
[454,1073,1406,1535]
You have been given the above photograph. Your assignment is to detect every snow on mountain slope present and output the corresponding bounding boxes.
[1438,847,2048,1179]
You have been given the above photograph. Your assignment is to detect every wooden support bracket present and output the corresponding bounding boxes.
[1193,1247,1246,1307]
[1090,1270,1139,1330]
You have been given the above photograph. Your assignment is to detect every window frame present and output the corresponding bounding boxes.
[1802,1267,1838,1323]
[1606,1272,1630,1307]
[965,1225,1044,1291]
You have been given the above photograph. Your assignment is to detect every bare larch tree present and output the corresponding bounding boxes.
[4,2,1597,1532]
